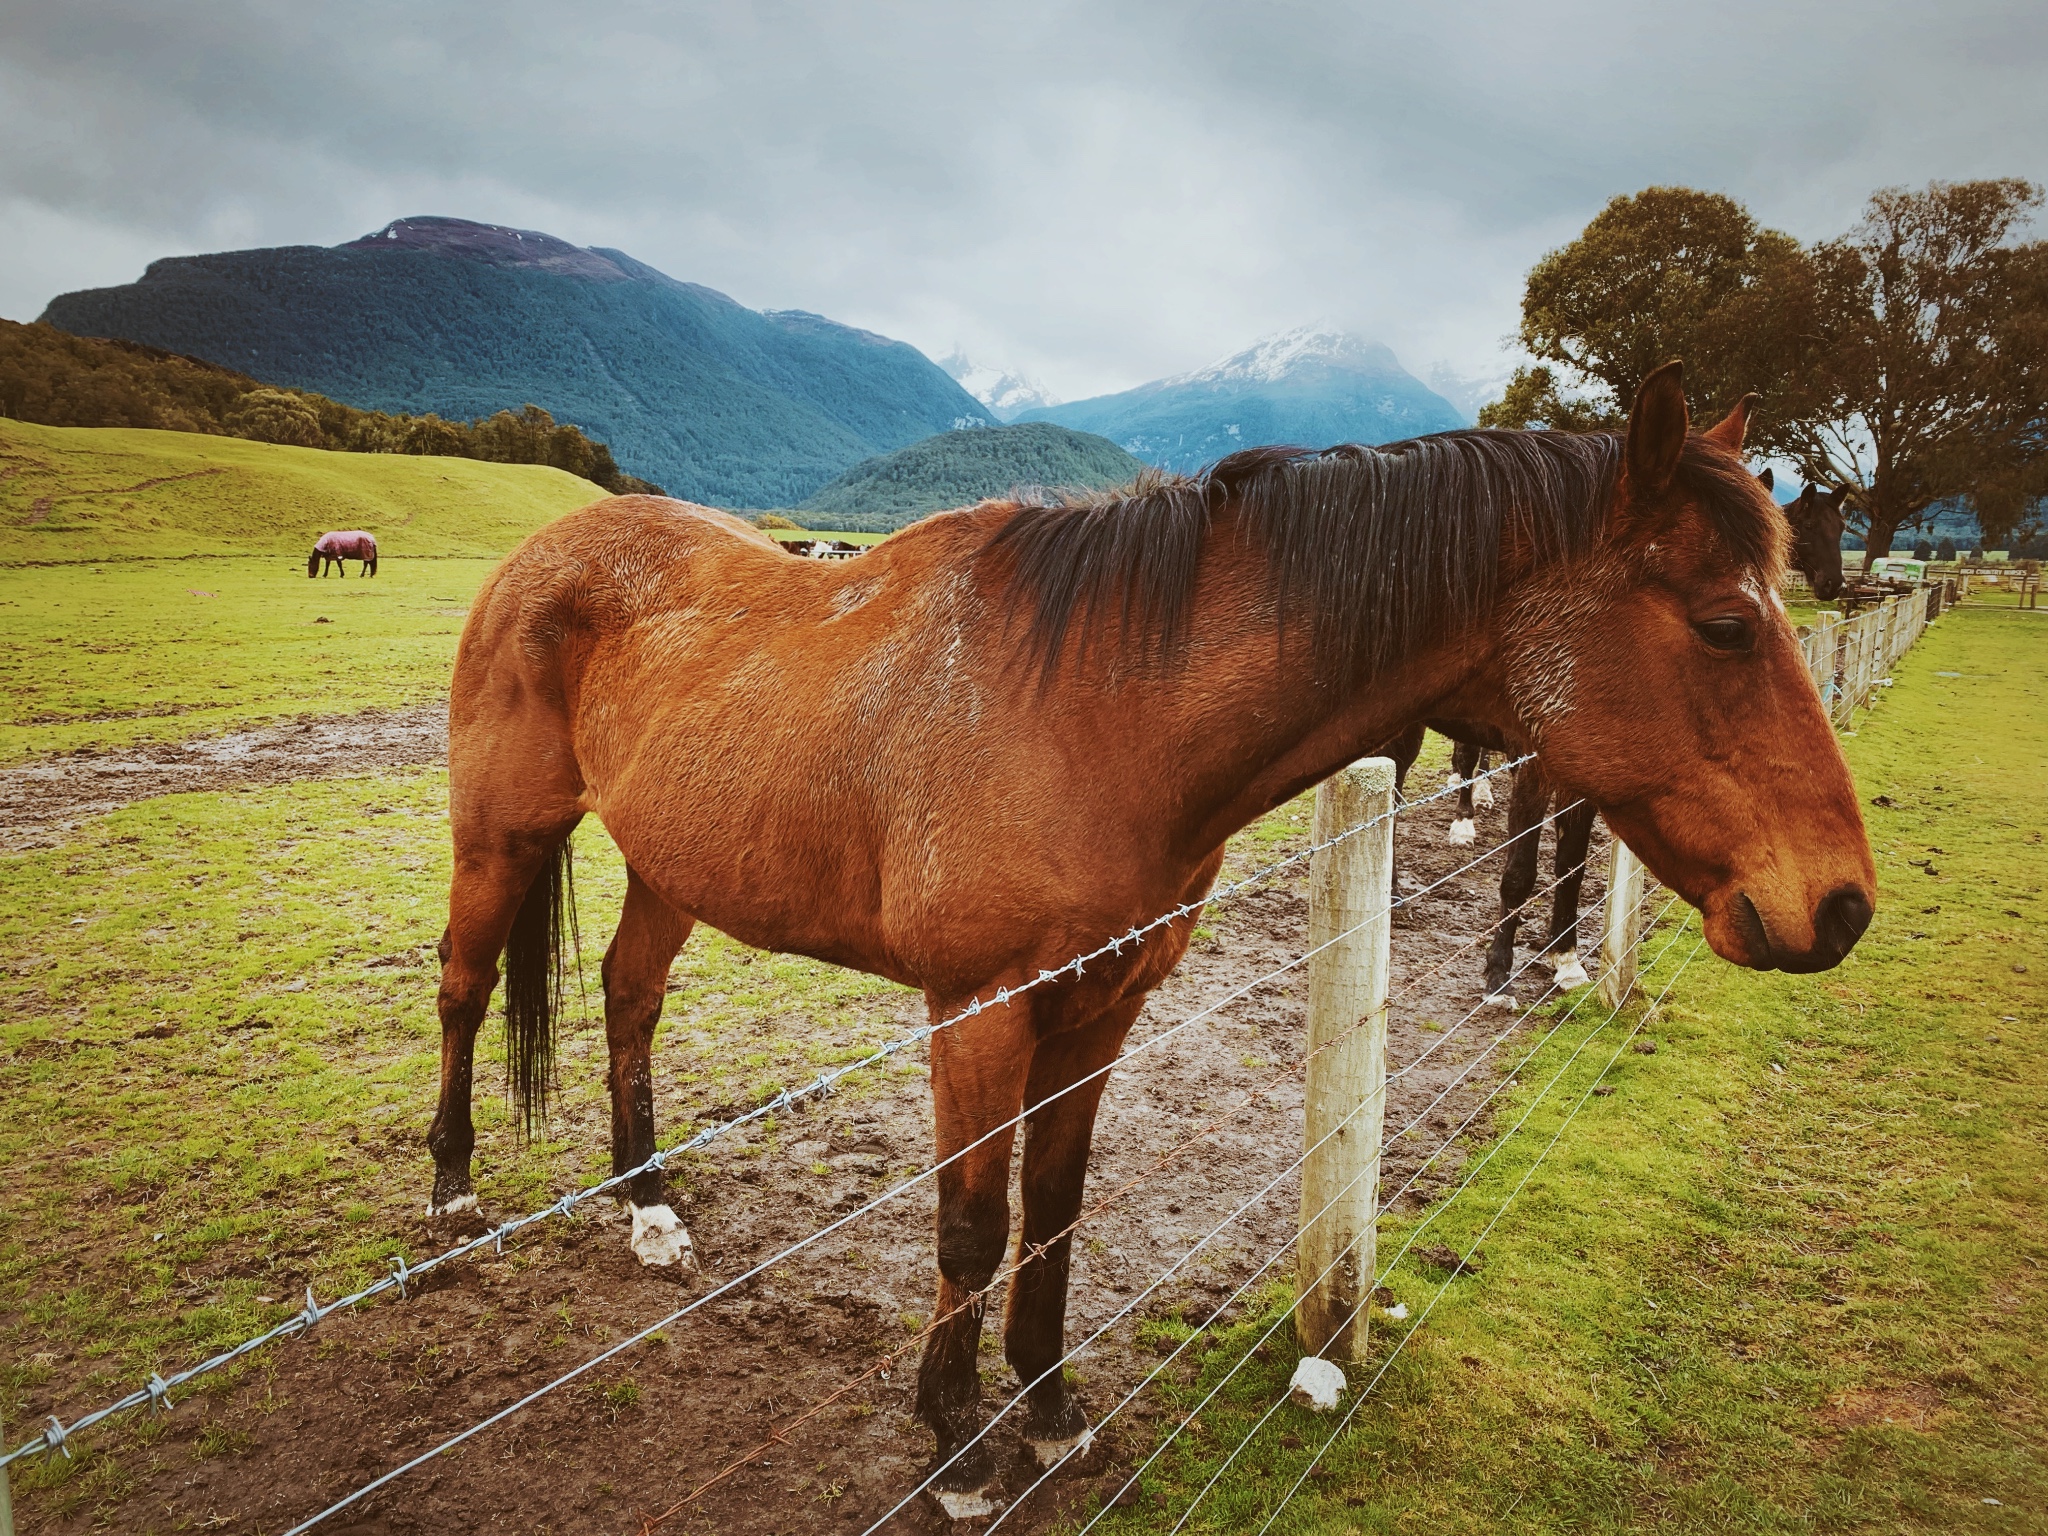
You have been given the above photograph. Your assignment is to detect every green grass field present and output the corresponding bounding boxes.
[1083,606,2046,1534]
[0,418,604,565]
[0,557,501,761]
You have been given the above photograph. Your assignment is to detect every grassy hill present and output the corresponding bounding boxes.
[798,422,1146,531]
[43,216,995,508]
[0,418,606,564]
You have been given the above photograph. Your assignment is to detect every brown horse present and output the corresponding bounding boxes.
[1392,462,1853,1004]
[429,362,1873,1508]
[308,530,378,577]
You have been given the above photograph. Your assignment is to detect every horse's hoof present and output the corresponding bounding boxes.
[426,1190,478,1217]
[1473,778,1495,810]
[927,1437,1002,1521]
[1447,818,1477,846]
[1482,990,1516,1010]
[1551,953,1590,989]
[1026,1422,1094,1472]
[1023,1396,1092,1471]
[930,1483,1003,1521]
[629,1202,696,1268]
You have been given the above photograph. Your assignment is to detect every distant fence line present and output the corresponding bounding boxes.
[1799,581,1950,731]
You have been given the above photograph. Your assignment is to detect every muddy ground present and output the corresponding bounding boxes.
[1,705,447,850]
[10,717,1608,1535]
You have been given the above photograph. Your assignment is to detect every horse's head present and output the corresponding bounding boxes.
[1784,484,1849,601]
[307,548,321,578]
[1501,361,1875,973]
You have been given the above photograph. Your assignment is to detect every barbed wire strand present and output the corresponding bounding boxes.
[873,886,1675,1535]
[1245,935,1709,1536]
[271,782,1552,1534]
[1160,920,1702,1536]
[927,891,1683,1536]
[644,854,1606,1532]
[0,754,1533,1472]
[985,886,1678,1531]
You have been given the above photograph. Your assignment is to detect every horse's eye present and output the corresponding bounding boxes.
[1694,616,1753,653]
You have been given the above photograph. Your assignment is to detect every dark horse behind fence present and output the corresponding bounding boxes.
[427,361,1874,1514]
[309,530,378,577]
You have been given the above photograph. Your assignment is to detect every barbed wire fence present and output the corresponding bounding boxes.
[6,747,1693,1536]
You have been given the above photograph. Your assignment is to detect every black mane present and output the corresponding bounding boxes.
[988,428,1771,682]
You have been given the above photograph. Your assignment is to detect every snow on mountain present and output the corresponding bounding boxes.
[1169,326,1402,387]
[938,351,1062,423]
[1016,327,1465,473]
[1424,362,1514,426]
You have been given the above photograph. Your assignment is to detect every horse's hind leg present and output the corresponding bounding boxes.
[1544,800,1598,989]
[602,866,695,1267]
[1482,764,1549,1006]
[1448,739,1484,845]
[1471,748,1495,809]
[1005,999,1140,1469]
[427,837,561,1214]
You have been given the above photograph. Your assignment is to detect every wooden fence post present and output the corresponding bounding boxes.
[1,1406,14,1536]
[1598,832,1646,1010]
[1298,756,1394,1361]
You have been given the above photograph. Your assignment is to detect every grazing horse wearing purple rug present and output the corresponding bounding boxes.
[309,530,378,577]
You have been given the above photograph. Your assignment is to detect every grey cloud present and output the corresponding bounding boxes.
[2,1,2042,398]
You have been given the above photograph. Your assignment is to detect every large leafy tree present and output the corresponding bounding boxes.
[1479,187,1810,438]
[1777,179,2048,565]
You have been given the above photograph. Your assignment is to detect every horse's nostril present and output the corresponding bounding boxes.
[1732,891,1771,962]
[1815,885,1873,957]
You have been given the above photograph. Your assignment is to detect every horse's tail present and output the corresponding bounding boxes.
[503,834,579,1140]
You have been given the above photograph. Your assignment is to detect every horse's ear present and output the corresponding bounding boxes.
[1622,360,1689,509]
[1757,466,1774,492]
[1826,486,1851,508]
[1703,393,1756,451]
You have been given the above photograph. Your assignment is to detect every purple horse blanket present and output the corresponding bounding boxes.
[314,531,377,560]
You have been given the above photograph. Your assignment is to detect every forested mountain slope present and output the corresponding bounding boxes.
[42,217,994,507]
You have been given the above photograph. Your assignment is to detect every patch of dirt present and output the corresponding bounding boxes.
[1,705,447,849]
[14,757,1611,1535]
[1816,1383,1952,1433]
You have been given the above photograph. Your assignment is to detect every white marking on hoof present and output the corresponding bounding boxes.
[931,1485,1002,1521]
[629,1202,696,1268]
[426,1192,478,1217]
[1288,1356,1347,1412]
[1444,772,1461,791]
[1551,952,1590,989]
[1447,818,1477,846]
[1483,991,1517,1010]
[1472,778,1495,810]
[1027,1424,1094,1471]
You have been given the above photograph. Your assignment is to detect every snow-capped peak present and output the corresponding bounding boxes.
[938,350,1062,422]
[1169,326,1399,387]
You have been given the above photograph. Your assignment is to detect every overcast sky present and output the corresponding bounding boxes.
[2,1,2043,401]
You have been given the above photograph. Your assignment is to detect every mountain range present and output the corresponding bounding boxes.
[40,216,993,507]
[1017,328,1466,471]
[938,351,1062,422]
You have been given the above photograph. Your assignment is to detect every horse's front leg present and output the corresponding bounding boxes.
[915,995,1036,1517]
[1005,998,1141,1468]
[602,867,694,1266]
[1544,800,1598,989]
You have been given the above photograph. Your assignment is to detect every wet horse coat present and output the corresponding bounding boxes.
[428,365,1875,1508]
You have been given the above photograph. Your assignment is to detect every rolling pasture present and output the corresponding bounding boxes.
[1,432,2044,1534]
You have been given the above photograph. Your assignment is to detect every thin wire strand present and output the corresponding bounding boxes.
[879,887,1674,1535]
[275,800,1543,1534]
[1247,935,1708,1536]
[1,753,1531,1472]
[675,869,1600,1535]
[989,887,1677,1531]
[1161,919,1700,1536]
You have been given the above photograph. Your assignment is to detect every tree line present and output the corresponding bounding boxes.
[0,319,664,496]
[1481,179,2047,564]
